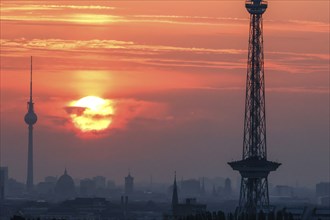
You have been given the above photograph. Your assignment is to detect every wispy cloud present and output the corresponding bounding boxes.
[178,86,329,94]
[1,38,328,74]
[1,3,328,33]
[266,87,329,94]
[0,38,245,56]
[1,14,122,24]
[0,4,115,12]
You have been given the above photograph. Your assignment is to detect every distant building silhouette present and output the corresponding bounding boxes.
[36,176,57,195]
[36,176,57,196]
[125,172,134,194]
[224,178,232,197]
[80,178,96,196]
[316,182,330,197]
[282,206,330,220]
[45,176,58,183]
[0,167,8,200]
[42,198,110,219]
[121,195,129,217]
[171,173,206,217]
[274,185,293,197]
[7,178,25,197]
[212,184,217,197]
[181,179,201,195]
[172,172,179,213]
[316,182,330,206]
[93,176,106,189]
[107,180,116,189]
[200,177,205,194]
[55,169,75,199]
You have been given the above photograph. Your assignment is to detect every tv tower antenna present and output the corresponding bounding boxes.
[228,0,280,216]
[24,56,38,192]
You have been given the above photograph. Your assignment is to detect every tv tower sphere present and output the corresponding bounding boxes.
[25,57,37,125]
[24,110,37,125]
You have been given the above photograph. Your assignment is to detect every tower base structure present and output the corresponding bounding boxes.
[228,158,280,215]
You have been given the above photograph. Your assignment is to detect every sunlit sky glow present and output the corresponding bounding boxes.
[0,1,329,186]
[67,96,114,133]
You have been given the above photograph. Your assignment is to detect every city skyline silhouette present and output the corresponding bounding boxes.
[0,0,329,192]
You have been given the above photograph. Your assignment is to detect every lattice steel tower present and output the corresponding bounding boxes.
[24,56,37,192]
[228,0,280,215]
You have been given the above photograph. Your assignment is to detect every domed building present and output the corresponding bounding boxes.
[55,169,75,199]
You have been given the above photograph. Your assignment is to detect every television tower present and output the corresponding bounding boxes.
[24,56,38,192]
[228,0,280,216]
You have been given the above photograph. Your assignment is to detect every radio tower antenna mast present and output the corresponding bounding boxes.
[228,0,280,216]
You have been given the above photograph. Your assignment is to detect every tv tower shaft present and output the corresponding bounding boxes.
[24,57,38,192]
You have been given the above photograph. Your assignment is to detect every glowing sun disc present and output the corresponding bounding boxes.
[68,96,114,132]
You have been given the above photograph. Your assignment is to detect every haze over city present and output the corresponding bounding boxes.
[1,0,329,190]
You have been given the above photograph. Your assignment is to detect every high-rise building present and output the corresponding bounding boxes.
[107,180,116,189]
[80,178,96,196]
[200,177,205,194]
[93,176,106,189]
[45,176,58,183]
[274,185,293,197]
[125,172,134,194]
[172,172,179,214]
[316,182,330,197]
[224,178,232,196]
[228,0,281,215]
[24,57,38,192]
[181,179,201,196]
[0,167,8,200]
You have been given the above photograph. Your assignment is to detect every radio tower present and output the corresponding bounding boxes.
[228,0,280,216]
[24,56,38,192]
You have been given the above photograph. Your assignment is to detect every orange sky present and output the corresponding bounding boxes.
[0,1,329,186]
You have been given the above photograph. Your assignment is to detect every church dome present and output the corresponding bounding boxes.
[55,169,75,198]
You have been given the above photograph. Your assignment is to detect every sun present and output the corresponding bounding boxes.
[67,96,114,132]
